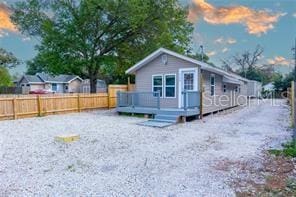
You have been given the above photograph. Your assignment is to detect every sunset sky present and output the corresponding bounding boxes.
[0,0,295,76]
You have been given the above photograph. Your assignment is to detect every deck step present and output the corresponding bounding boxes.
[154,114,179,123]
[137,114,180,128]
[137,120,175,128]
[153,119,176,123]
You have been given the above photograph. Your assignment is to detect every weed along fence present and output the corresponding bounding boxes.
[0,84,132,120]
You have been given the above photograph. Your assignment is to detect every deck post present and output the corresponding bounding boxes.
[131,92,135,108]
[183,91,187,111]
[157,91,160,110]
[117,91,121,107]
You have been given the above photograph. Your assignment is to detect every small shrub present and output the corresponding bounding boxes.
[269,140,296,158]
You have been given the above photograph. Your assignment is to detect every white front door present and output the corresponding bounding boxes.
[178,68,198,108]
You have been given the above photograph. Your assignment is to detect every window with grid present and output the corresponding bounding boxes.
[165,75,176,98]
[152,75,163,97]
[184,73,194,91]
[210,74,215,96]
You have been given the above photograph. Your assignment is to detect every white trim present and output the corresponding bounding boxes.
[27,82,44,84]
[44,81,66,84]
[125,47,249,82]
[178,68,199,108]
[164,73,176,98]
[67,76,83,83]
[210,74,215,96]
[152,74,163,98]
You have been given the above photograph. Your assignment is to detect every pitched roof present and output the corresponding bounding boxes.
[36,73,82,83]
[23,75,44,83]
[19,73,82,83]
[126,48,249,82]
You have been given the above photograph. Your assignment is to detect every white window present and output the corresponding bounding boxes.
[152,75,163,97]
[52,83,57,91]
[210,74,215,96]
[223,84,227,93]
[164,74,176,98]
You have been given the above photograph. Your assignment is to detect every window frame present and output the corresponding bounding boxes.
[152,74,163,98]
[210,74,215,96]
[52,83,58,91]
[164,74,176,98]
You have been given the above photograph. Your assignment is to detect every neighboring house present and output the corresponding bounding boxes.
[17,73,83,94]
[80,79,107,93]
[247,80,262,98]
[117,48,250,119]
[263,82,275,92]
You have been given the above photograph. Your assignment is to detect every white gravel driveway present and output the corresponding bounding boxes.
[0,99,291,196]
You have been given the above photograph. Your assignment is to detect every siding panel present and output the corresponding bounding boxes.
[135,53,200,108]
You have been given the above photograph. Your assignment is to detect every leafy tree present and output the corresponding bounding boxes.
[12,0,193,92]
[0,66,12,86]
[0,48,19,68]
[273,71,294,92]
[0,48,18,86]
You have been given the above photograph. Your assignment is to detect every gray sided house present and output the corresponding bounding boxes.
[117,48,249,118]
[18,73,83,94]
[80,79,107,93]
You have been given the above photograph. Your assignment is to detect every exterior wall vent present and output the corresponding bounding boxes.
[161,54,168,65]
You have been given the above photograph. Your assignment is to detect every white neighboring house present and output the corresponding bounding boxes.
[247,80,262,98]
[263,82,275,92]
[17,73,83,94]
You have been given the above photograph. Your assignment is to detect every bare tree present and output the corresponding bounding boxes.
[233,45,264,77]
[221,59,234,73]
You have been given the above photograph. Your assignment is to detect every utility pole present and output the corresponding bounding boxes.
[200,45,204,62]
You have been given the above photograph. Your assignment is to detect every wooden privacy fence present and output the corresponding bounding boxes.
[0,84,134,120]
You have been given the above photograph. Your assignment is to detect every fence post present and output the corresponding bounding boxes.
[77,94,81,112]
[12,98,17,120]
[37,95,42,117]
[157,91,160,110]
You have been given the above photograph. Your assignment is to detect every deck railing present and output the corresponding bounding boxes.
[117,91,161,109]
[117,90,200,110]
[182,90,200,110]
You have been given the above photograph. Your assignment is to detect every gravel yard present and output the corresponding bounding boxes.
[0,99,292,196]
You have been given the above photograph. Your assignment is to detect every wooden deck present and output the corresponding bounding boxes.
[116,106,200,116]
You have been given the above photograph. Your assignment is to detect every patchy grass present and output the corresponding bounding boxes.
[269,140,296,157]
